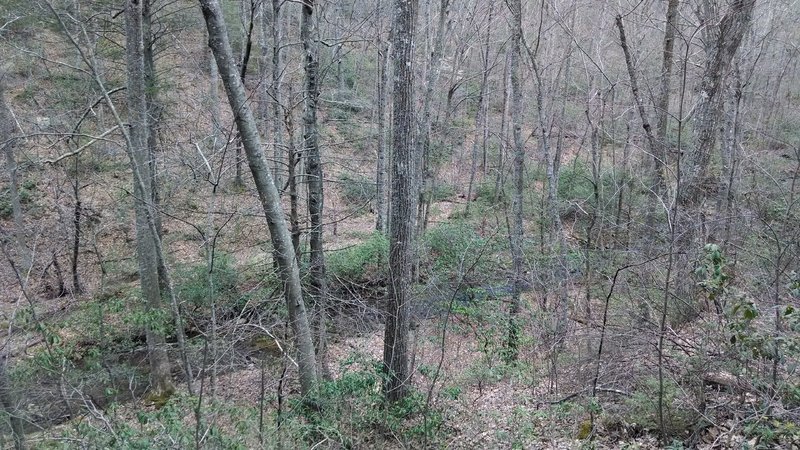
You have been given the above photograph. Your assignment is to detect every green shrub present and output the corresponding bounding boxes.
[176,253,242,320]
[50,394,259,449]
[423,221,490,277]
[177,253,239,308]
[429,183,456,202]
[328,232,388,285]
[338,173,374,206]
[558,162,592,202]
[290,354,445,447]
[475,179,508,203]
[0,179,37,219]
[622,377,695,437]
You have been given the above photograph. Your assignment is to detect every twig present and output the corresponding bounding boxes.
[41,125,120,164]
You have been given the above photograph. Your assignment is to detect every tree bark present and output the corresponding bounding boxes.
[383,0,418,402]
[616,14,662,240]
[125,0,175,398]
[271,0,284,188]
[199,0,318,397]
[417,0,450,233]
[0,77,25,442]
[655,0,679,173]
[0,77,27,269]
[506,0,524,361]
[494,48,511,202]
[301,0,329,379]
[375,0,389,233]
[682,0,756,206]
[465,4,493,216]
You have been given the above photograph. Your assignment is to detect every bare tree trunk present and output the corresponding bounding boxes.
[0,80,25,447]
[271,0,284,188]
[142,0,162,233]
[653,0,679,202]
[494,49,511,202]
[0,77,27,269]
[417,0,450,233]
[465,4,493,216]
[522,8,569,354]
[285,82,302,261]
[126,0,175,398]
[506,0,524,361]
[383,0,417,403]
[199,0,318,397]
[682,0,756,206]
[258,0,270,136]
[553,6,576,180]
[301,0,329,379]
[375,0,389,233]
[232,0,256,188]
[615,107,634,247]
[142,0,195,394]
[720,65,742,245]
[0,353,24,450]
[70,170,83,294]
[616,14,662,243]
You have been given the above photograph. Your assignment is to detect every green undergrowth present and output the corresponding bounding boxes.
[291,354,447,448]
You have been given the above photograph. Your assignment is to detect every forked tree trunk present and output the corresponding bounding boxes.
[383,0,417,403]
[682,0,756,206]
[199,0,318,397]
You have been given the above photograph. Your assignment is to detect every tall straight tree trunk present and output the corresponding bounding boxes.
[654,0,679,188]
[301,0,329,378]
[506,0,524,361]
[375,0,389,233]
[494,49,511,202]
[233,0,256,188]
[0,76,26,450]
[383,0,417,403]
[0,78,27,269]
[719,65,742,245]
[271,0,284,187]
[142,0,194,394]
[258,0,270,136]
[47,0,191,398]
[465,4,493,216]
[125,0,174,397]
[285,82,302,261]
[417,0,450,232]
[199,0,318,397]
[143,0,162,234]
[70,171,82,294]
